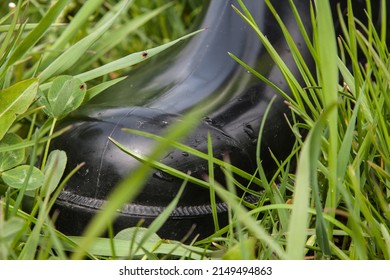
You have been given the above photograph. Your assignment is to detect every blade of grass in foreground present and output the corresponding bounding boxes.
[0,1,21,66]
[4,0,70,70]
[207,133,220,233]
[66,236,209,259]
[130,181,187,258]
[38,0,131,82]
[37,0,107,70]
[75,29,203,83]
[286,104,336,259]
[212,181,288,259]
[38,28,203,93]
[316,0,339,229]
[75,3,173,73]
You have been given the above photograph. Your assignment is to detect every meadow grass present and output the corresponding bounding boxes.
[0,0,389,260]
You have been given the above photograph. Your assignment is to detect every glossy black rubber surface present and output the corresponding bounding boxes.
[51,0,382,240]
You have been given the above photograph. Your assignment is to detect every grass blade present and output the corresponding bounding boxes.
[38,0,131,82]
[75,3,173,73]
[287,104,336,259]
[6,0,70,68]
[207,133,219,232]
[316,0,339,222]
[37,0,108,70]
[73,29,203,83]
[132,180,187,257]
[212,182,288,259]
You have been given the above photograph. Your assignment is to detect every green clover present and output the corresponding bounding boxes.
[39,75,87,119]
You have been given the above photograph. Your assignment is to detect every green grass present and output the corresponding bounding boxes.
[0,0,389,260]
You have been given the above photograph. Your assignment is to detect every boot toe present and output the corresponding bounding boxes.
[52,106,256,239]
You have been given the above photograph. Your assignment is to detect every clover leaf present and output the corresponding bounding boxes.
[39,75,87,119]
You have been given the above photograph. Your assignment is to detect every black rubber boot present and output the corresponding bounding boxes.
[50,0,381,240]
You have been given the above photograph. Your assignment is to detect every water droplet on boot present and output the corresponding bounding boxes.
[192,138,201,148]
[153,171,174,182]
[204,117,213,124]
